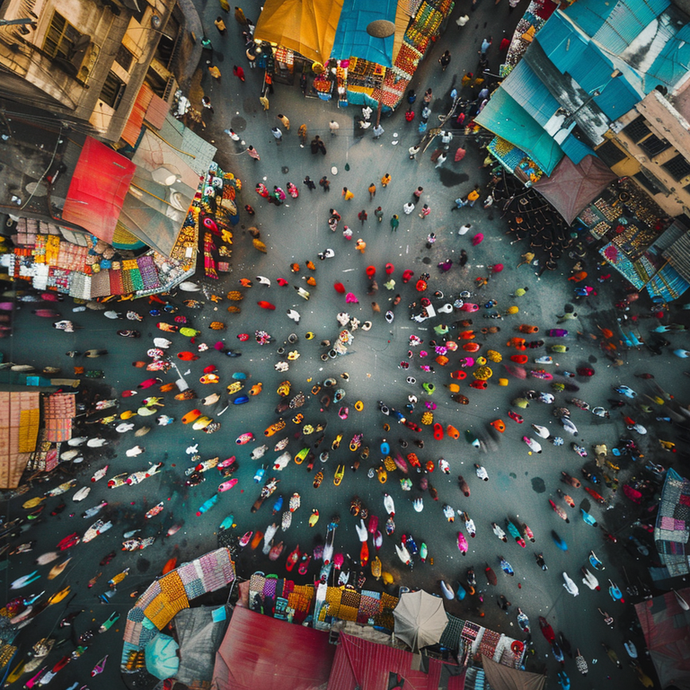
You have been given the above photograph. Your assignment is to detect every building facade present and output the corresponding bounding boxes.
[0,0,185,142]
[597,87,690,220]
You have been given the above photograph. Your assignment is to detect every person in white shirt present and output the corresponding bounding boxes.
[403,202,415,215]
[458,224,472,235]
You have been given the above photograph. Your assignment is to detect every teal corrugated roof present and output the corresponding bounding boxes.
[560,134,596,165]
[331,0,397,67]
[646,23,690,90]
[591,0,670,53]
[564,0,670,39]
[475,89,564,175]
[501,61,561,126]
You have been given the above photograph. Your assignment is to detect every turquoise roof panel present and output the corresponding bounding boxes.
[475,89,564,175]
[592,0,670,53]
[592,74,641,120]
[501,60,561,126]
[564,0,670,39]
[560,134,597,165]
[331,0,397,67]
[646,24,690,90]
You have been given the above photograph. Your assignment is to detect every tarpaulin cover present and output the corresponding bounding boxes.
[393,590,448,652]
[636,586,690,689]
[174,606,227,688]
[145,633,179,680]
[331,0,397,67]
[62,137,136,244]
[0,391,40,488]
[328,632,446,690]
[476,89,564,176]
[481,655,547,690]
[533,154,616,225]
[122,83,154,148]
[211,606,335,690]
[254,0,343,64]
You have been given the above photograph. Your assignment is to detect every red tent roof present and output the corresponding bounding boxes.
[533,154,615,225]
[212,607,335,690]
[328,633,447,690]
[62,136,136,243]
[636,587,690,689]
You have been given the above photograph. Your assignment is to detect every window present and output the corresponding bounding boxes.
[114,44,134,72]
[100,71,125,109]
[639,135,671,157]
[662,154,690,181]
[634,172,661,195]
[43,11,81,60]
[596,140,627,167]
[623,116,651,144]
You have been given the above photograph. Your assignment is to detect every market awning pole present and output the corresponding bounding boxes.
[375,99,383,128]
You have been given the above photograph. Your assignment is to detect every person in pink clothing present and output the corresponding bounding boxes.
[472,233,484,246]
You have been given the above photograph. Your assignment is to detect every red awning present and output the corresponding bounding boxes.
[212,607,335,690]
[122,82,154,147]
[328,633,445,690]
[62,137,136,244]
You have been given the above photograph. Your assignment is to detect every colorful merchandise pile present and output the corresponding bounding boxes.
[654,468,690,578]
[371,0,454,109]
[503,0,557,72]
[199,163,241,279]
[488,136,544,183]
[121,548,235,673]
[247,573,399,630]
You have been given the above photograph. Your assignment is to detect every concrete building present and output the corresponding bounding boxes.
[0,0,191,142]
[596,87,690,220]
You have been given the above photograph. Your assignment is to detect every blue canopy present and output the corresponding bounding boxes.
[145,633,180,680]
[331,0,397,67]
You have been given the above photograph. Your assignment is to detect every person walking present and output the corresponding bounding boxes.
[381,173,391,188]
[225,128,240,141]
[271,127,283,144]
[459,249,468,267]
[423,88,433,106]
[277,114,290,130]
[435,153,447,168]
[439,50,451,70]
[311,136,322,154]
[355,238,366,254]
[342,187,354,201]
[246,145,260,161]
[214,16,227,34]
[372,123,384,139]
[409,144,421,160]
[303,176,316,191]
[233,65,246,81]
[298,124,307,146]
[418,204,431,220]
[458,223,472,235]
[456,13,469,27]
[517,251,535,267]
[413,186,423,203]
[358,210,368,225]
[329,120,340,135]
[201,96,214,114]
[234,6,247,25]
[403,202,415,215]
[374,207,383,223]
[259,94,269,110]
[480,36,492,57]
[208,64,221,80]
[319,176,330,192]
[426,233,436,248]
[368,182,376,199]
[390,214,400,232]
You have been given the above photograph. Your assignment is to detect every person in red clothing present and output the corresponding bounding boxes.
[568,271,587,282]
[233,65,245,81]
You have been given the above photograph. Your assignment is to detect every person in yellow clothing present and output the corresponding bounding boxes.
[355,239,366,254]
[342,187,354,201]
[466,187,480,207]
[381,173,391,187]
[368,182,376,199]
[208,64,221,80]
[298,124,307,146]
[277,113,290,130]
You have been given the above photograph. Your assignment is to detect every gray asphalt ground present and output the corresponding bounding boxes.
[1,0,689,688]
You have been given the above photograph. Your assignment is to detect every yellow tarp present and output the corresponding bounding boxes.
[254,0,344,65]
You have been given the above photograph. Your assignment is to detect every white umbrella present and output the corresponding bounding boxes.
[394,590,448,652]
